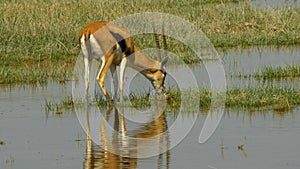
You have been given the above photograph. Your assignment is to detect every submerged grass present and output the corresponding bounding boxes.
[45,87,300,114]
[233,64,300,79]
[44,96,74,114]
[1,0,300,84]
[254,64,300,79]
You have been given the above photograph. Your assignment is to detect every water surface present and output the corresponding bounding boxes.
[0,46,299,169]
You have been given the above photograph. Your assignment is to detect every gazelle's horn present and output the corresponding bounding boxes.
[153,24,161,61]
[162,23,168,58]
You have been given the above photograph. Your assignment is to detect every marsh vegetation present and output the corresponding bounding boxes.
[1,1,300,168]
[1,0,299,84]
[1,0,299,112]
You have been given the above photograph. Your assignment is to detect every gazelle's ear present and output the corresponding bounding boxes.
[161,57,168,67]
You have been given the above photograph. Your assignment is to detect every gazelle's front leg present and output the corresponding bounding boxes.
[110,65,118,102]
[97,50,115,105]
[119,57,127,104]
[80,35,91,101]
[83,56,91,100]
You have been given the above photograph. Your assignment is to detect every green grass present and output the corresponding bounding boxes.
[1,0,300,84]
[0,57,74,84]
[44,87,300,114]
[226,87,300,111]
[44,96,74,114]
[233,64,300,79]
[254,64,300,79]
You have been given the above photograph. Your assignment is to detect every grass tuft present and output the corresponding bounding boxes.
[254,64,300,79]
[45,87,300,113]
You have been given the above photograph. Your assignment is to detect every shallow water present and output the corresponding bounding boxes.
[99,46,300,96]
[0,46,299,169]
[222,46,300,89]
[0,83,83,169]
[1,83,299,169]
[166,46,300,90]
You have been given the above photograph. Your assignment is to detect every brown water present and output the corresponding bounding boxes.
[0,46,299,169]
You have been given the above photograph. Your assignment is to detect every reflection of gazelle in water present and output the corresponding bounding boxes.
[84,104,170,169]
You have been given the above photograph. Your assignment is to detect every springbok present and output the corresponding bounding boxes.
[79,22,168,104]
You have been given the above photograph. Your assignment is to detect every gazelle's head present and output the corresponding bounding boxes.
[150,57,168,93]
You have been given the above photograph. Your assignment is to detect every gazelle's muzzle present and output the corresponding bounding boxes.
[155,85,166,95]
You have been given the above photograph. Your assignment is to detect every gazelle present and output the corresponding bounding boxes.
[79,22,168,104]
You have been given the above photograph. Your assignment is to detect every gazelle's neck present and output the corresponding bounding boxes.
[127,45,161,73]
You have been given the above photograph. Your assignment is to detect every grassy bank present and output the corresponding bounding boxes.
[1,0,300,84]
[44,87,300,114]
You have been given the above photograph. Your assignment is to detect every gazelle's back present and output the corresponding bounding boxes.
[79,21,134,63]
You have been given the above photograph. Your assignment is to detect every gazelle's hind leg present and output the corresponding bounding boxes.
[96,48,115,105]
